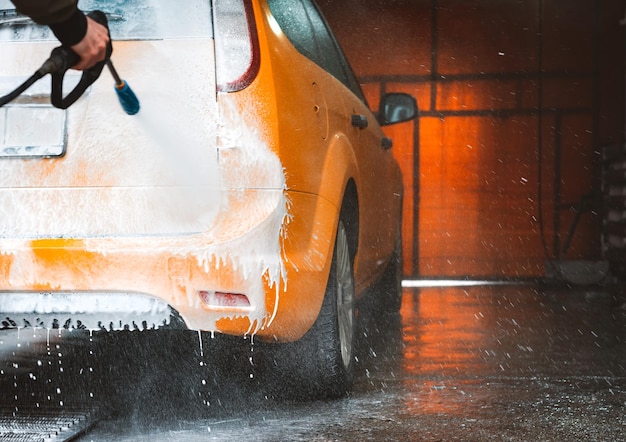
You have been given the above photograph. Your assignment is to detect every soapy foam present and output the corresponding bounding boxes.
[1,37,289,332]
[0,40,221,237]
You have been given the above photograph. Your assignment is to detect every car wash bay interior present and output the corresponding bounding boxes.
[318,0,625,283]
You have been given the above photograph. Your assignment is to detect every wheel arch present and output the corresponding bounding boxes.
[316,132,361,265]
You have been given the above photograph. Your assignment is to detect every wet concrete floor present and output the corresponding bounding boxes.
[2,283,625,441]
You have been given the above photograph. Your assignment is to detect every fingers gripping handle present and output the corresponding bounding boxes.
[50,10,112,109]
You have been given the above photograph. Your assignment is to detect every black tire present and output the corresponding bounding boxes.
[262,218,356,400]
[378,231,403,313]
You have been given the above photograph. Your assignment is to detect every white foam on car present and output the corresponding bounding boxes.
[0,0,289,332]
[0,84,287,332]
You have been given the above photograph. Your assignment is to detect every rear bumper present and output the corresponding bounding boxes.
[0,292,175,330]
[0,188,287,334]
[0,189,339,341]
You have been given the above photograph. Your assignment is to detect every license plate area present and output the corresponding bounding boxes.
[0,103,66,158]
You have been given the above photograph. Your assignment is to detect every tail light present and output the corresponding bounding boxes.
[198,290,252,310]
[213,0,260,92]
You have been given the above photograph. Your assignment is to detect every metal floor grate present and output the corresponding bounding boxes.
[0,409,97,442]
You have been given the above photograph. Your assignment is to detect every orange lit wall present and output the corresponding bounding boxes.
[319,0,625,278]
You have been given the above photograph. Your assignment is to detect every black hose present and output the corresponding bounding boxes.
[0,47,71,108]
[0,71,44,107]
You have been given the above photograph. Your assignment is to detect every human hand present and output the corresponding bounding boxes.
[70,16,110,70]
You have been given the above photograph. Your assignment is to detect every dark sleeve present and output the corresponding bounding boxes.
[9,0,87,46]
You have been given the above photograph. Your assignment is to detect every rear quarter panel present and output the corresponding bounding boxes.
[222,0,402,340]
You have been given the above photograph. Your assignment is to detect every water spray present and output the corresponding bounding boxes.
[0,10,139,115]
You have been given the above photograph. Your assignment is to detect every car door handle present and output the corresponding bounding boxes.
[351,114,368,129]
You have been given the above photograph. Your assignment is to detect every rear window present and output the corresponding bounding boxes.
[0,0,212,42]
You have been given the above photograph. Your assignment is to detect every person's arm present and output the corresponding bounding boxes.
[9,0,109,70]
[9,0,77,25]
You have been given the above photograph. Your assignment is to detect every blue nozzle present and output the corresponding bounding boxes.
[114,80,140,115]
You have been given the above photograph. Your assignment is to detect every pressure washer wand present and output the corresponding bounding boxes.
[106,60,140,115]
[87,10,140,116]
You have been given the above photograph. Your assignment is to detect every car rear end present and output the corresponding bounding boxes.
[0,0,289,335]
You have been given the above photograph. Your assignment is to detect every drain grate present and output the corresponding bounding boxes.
[0,409,97,442]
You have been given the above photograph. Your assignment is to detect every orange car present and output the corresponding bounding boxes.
[0,0,416,396]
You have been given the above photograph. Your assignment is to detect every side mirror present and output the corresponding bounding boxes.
[379,93,418,126]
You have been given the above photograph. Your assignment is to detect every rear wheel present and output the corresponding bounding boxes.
[263,218,356,399]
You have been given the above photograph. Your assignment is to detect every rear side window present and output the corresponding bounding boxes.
[267,0,365,102]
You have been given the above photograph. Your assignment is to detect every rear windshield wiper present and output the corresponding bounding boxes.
[0,9,123,27]
[0,8,33,26]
